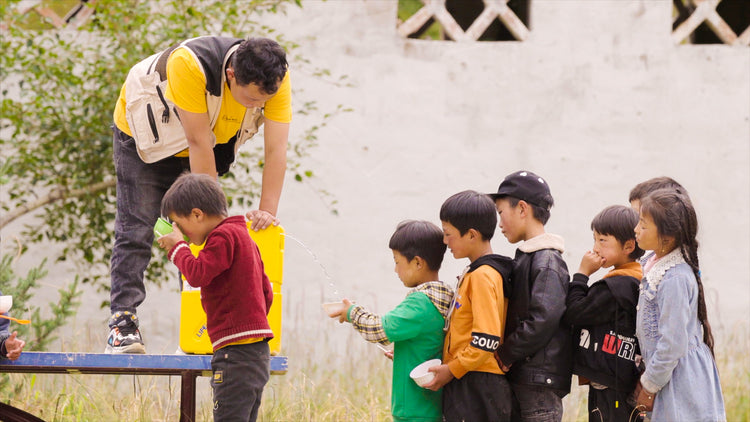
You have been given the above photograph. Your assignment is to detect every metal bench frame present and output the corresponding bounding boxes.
[0,352,287,421]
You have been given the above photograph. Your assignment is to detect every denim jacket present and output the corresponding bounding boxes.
[636,250,725,421]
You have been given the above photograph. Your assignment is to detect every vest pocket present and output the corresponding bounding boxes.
[125,73,191,163]
[146,104,159,142]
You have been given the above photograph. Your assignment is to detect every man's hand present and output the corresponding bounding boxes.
[578,250,604,276]
[4,331,25,360]
[246,209,280,231]
[423,364,454,391]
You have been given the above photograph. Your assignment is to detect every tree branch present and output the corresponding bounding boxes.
[0,180,116,230]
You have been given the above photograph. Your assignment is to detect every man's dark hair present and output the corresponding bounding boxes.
[232,37,288,95]
[389,220,446,271]
[590,205,644,260]
[439,190,496,241]
[161,172,228,218]
[628,177,685,203]
[498,196,553,225]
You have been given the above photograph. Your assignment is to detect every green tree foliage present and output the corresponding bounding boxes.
[0,253,82,351]
[0,0,344,309]
[0,251,82,395]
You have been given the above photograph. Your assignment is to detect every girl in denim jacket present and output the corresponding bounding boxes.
[633,189,725,422]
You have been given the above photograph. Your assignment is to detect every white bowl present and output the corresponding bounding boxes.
[321,301,345,317]
[0,295,12,313]
[410,358,441,387]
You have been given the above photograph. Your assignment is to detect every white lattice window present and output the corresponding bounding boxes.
[397,0,530,41]
[1,0,95,30]
[672,0,750,45]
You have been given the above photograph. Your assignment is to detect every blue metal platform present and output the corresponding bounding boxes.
[0,352,287,421]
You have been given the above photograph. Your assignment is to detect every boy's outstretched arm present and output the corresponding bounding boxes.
[338,299,391,346]
[331,298,354,323]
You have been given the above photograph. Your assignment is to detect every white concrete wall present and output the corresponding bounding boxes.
[4,0,748,355]
[267,0,750,345]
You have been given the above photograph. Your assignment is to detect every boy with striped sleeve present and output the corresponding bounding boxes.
[331,220,453,422]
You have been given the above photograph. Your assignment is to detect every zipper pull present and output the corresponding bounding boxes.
[155,85,171,123]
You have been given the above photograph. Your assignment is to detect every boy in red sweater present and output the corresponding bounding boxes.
[157,173,273,422]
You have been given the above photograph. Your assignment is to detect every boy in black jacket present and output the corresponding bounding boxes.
[563,205,645,422]
[491,170,572,421]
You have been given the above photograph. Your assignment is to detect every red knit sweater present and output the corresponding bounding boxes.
[168,216,274,351]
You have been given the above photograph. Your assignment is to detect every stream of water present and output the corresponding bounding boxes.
[280,232,392,354]
[281,232,340,300]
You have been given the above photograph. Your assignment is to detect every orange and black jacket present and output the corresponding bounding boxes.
[444,254,513,379]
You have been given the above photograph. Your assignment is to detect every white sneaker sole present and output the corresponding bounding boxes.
[104,343,147,354]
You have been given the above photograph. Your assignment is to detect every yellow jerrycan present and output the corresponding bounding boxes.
[179,222,284,355]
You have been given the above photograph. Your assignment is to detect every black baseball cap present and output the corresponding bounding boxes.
[489,170,553,210]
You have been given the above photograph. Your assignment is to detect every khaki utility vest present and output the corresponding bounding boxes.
[124,36,263,163]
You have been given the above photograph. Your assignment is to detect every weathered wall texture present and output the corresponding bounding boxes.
[268,0,750,343]
[8,1,747,354]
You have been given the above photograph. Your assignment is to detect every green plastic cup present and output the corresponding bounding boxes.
[154,217,173,238]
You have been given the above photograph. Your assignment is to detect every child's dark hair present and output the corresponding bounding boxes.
[439,190,496,241]
[499,196,553,225]
[232,37,288,95]
[591,205,644,260]
[161,173,228,218]
[629,176,685,203]
[640,189,714,355]
[389,220,446,271]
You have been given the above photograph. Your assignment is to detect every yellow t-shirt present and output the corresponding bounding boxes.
[220,337,264,349]
[112,46,291,157]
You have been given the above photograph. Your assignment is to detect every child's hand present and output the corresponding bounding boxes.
[497,356,511,372]
[633,380,655,412]
[4,331,25,360]
[336,298,354,323]
[423,364,454,391]
[383,349,394,360]
[157,225,186,251]
[578,250,604,276]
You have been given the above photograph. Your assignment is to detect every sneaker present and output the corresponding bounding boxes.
[105,311,146,354]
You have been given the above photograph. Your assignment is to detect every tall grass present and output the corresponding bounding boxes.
[2,322,747,421]
[713,321,750,421]
[0,324,394,421]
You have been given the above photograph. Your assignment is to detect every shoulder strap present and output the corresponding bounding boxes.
[153,43,181,82]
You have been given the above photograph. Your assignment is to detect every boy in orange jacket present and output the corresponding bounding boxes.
[425,190,514,421]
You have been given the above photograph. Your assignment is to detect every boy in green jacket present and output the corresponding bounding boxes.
[330,220,454,422]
